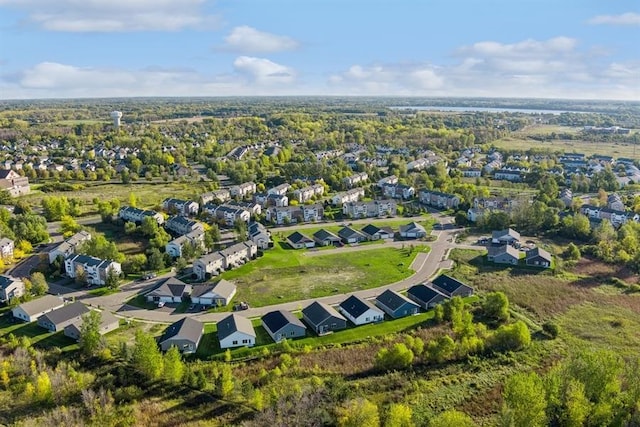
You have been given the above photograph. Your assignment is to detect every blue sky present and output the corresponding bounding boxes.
[0,0,638,100]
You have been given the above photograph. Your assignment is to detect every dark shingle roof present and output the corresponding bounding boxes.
[360,224,381,236]
[313,229,340,241]
[375,289,418,311]
[160,317,203,344]
[262,310,306,334]
[339,295,379,318]
[40,302,89,326]
[217,313,256,340]
[431,274,471,294]
[338,227,365,240]
[287,231,312,244]
[302,301,346,326]
[407,284,447,303]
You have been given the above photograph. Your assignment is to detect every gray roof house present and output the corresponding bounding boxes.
[313,229,342,246]
[191,279,237,307]
[430,274,474,298]
[360,224,393,241]
[375,289,420,319]
[261,310,307,343]
[338,226,367,244]
[64,310,119,341]
[286,231,315,249]
[37,302,90,332]
[525,247,553,268]
[338,295,385,326]
[145,277,192,304]
[0,274,25,303]
[492,228,521,244]
[399,222,427,239]
[218,313,256,349]
[487,245,520,265]
[302,301,347,335]
[12,295,65,322]
[407,284,449,309]
[159,317,204,353]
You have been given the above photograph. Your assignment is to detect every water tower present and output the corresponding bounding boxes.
[110,111,123,128]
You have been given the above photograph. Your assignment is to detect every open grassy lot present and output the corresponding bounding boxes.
[85,221,148,256]
[221,242,429,307]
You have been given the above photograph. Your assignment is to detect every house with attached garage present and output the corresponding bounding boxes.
[338,295,384,326]
[286,231,315,249]
[12,295,65,322]
[375,289,420,319]
[430,274,474,298]
[0,275,24,303]
[313,229,342,247]
[406,284,449,309]
[159,317,204,353]
[491,228,520,245]
[487,244,520,265]
[37,301,90,332]
[360,224,394,241]
[218,313,256,349]
[261,310,307,343]
[64,310,119,341]
[191,279,237,307]
[145,277,192,304]
[302,301,347,335]
[338,226,367,244]
[399,222,427,239]
[525,247,553,268]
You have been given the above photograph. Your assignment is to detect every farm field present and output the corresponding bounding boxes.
[221,241,430,307]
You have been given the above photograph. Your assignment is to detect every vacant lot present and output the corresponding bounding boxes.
[221,242,429,307]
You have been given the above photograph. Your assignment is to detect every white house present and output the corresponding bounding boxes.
[64,254,122,286]
[338,295,384,326]
[0,238,14,259]
[191,279,237,307]
[48,230,92,264]
[217,313,256,349]
[165,229,205,258]
[12,295,65,322]
[0,275,25,303]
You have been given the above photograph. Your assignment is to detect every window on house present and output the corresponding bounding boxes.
[232,340,238,345]
[290,331,295,336]
[242,339,248,344]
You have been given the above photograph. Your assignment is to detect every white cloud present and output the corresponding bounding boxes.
[458,37,577,57]
[329,63,444,95]
[222,26,299,53]
[233,56,296,84]
[588,12,640,26]
[0,0,219,32]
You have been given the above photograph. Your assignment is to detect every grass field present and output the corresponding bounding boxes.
[221,241,429,307]
[0,312,78,351]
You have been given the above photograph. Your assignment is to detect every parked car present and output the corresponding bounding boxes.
[233,302,250,311]
[157,301,165,308]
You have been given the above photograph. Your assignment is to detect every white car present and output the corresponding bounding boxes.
[157,301,165,308]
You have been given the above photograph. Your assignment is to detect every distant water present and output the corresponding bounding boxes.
[389,106,587,115]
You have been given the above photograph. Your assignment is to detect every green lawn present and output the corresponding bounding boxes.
[0,315,78,351]
[221,242,430,307]
[492,135,640,158]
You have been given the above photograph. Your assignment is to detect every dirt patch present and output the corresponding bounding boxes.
[571,256,639,286]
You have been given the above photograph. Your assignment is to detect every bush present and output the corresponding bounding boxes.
[542,321,560,339]
[375,343,414,371]
[490,321,531,352]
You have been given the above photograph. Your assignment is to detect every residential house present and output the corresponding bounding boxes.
[165,216,204,236]
[292,184,324,203]
[302,301,347,335]
[193,252,224,280]
[407,158,430,171]
[265,204,324,225]
[343,172,368,188]
[37,302,90,332]
[48,230,92,264]
[525,247,553,268]
[430,274,474,297]
[0,237,14,259]
[162,198,199,216]
[267,183,291,196]
[560,188,573,208]
[261,310,307,343]
[375,289,420,319]
[12,295,65,322]
[0,169,30,196]
[494,169,524,182]
[331,188,365,206]
[64,310,119,341]
[0,275,24,303]
[342,199,397,219]
[145,277,192,304]
[377,175,398,188]
[219,241,257,269]
[165,228,205,258]
[191,279,237,307]
[248,221,272,249]
[118,206,164,225]
[313,229,342,246]
[399,222,427,239]
[255,192,289,207]
[287,231,316,249]
[360,224,393,240]
[229,182,257,198]
[159,317,204,353]
[203,204,251,226]
[491,228,521,245]
[218,313,256,349]
[419,190,460,209]
[382,183,415,200]
[201,189,231,205]
[227,200,262,217]
[338,295,384,326]
[487,245,520,265]
[607,193,624,211]
[462,168,482,178]
[64,254,122,286]
[338,227,367,244]
[407,284,448,309]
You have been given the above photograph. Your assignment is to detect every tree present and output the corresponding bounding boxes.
[29,272,48,296]
[427,335,456,363]
[79,310,105,357]
[122,254,147,276]
[565,243,581,260]
[500,372,547,427]
[491,321,531,352]
[562,379,591,427]
[132,331,164,380]
[483,291,509,322]
[336,398,380,427]
[384,403,413,427]
[163,346,185,384]
[147,248,165,271]
[9,214,49,244]
[34,371,52,402]
[59,215,82,238]
[140,216,159,237]
[542,321,560,339]
[234,219,248,241]
[217,364,234,398]
[428,410,475,427]
[204,224,221,250]
[105,268,120,289]
[79,235,124,263]
[75,264,87,285]
[128,192,137,208]
[375,343,414,371]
